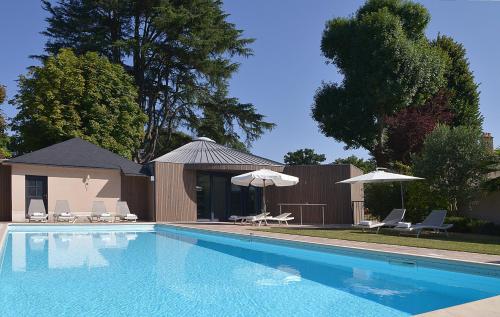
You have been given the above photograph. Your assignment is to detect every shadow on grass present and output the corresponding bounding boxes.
[278,228,500,245]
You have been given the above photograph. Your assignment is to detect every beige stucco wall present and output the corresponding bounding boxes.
[469,191,500,224]
[11,164,121,222]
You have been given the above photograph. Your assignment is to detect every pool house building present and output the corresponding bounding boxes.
[0,137,363,224]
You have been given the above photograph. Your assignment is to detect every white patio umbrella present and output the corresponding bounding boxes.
[337,168,423,208]
[231,169,299,213]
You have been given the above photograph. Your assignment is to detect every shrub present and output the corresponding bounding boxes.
[405,181,448,223]
[364,183,401,220]
[413,124,491,214]
[446,217,500,236]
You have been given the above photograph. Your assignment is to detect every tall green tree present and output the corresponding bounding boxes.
[385,90,453,164]
[413,125,491,213]
[284,149,326,165]
[432,35,482,129]
[480,148,500,192]
[312,0,447,165]
[0,85,11,158]
[10,49,146,159]
[0,85,5,104]
[332,155,376,173]
[194,87,275,152]
[42,0,273,161]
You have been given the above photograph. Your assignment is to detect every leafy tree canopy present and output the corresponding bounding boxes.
[0,85,11,158]
[284,148,326,165]
[42,0,273,161]
[385,90,453,164]
[0,85,5,104]
[480,148,500,192]
[193,87,275,152]
[432,35,482,129]
[332,155,376,173]
[413,125,492,213]
[312,0,447,165]
[10,49,146,159]
[154,130,193,159]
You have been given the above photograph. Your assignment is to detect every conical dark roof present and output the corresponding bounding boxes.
[9,138,147,176]
[153,137,283,166]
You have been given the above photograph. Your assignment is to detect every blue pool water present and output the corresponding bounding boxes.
[1,225,500,316]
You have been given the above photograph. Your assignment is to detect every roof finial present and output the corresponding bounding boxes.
[194,136,216,143]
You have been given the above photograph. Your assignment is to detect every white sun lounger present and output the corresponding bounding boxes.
[54,200,77,223]
[115,201,138,222]
[91,201,114,222]
[239,212,269,226]
[354,209,406,233]
[229,212,269,225]
[27,199,49,222]
[394,210,453,238]
[228,215,247,224]
[266,213,295,225]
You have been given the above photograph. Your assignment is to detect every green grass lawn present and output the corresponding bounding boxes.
[255,228,500,256]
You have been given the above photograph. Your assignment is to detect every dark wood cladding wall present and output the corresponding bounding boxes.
[0,164,12,221]
[266,164,361,224]
[154,162,197,222]
[121,175,153,221]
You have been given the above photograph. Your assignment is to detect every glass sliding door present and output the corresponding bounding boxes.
[246,186,262,215]
[230,184,243,216]
[196,174,211,220]
[196,172,262,221]
[211,175,228,221]
[196,173,229,221]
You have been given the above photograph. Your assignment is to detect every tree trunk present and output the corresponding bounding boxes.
[372,115,388,167]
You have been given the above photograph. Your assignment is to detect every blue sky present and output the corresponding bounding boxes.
[0,1,498,162]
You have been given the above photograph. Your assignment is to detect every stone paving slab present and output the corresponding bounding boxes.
[415,295,500,317]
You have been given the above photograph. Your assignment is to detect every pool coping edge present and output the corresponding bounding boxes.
[162,223,500,275]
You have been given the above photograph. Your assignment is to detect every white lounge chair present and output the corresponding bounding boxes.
[354,209,406,233]
[115,201,138,222]
[237,212,270,226]
[54,200,77,223]
[228,212,270,225]
[228,215,247,224]
[394,210,453,238]
[266,213,295,225]
[27,199,49,222]
[91,201,113,222]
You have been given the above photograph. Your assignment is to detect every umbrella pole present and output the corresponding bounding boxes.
[262,179,266,213]
[400,182,404,209]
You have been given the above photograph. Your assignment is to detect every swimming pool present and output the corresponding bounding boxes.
[1,224,499,316]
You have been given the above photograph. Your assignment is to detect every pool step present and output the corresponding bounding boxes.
[389,259,417,267]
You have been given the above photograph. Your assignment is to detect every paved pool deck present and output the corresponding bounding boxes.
[0,223,7,253]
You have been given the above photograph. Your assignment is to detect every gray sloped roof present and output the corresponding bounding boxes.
[153,137,283,166]
[8,138,147,176]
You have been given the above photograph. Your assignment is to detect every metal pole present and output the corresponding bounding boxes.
[400,182,404,209]
[300,205,303,225]
[279,204,282,215]
[262,179,266,213]
[322,206,325,227]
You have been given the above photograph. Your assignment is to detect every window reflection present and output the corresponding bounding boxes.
[9,231,138,271]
